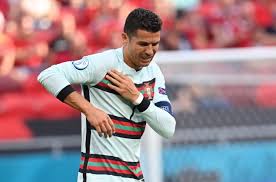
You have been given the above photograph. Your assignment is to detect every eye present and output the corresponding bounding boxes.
[139,42,149,46]
[152,42,159,46]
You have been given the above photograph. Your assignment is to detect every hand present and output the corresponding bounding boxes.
[85,107,115,138]
[105,69,140,103]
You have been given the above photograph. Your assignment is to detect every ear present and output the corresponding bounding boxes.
[122,32,128,45]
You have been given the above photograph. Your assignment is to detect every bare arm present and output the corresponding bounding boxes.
[63,91,115,138]
[37,61,116,138]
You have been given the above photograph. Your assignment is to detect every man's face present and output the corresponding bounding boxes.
[123,29,160,70]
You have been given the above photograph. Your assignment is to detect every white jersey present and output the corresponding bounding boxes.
[38,47,174,182]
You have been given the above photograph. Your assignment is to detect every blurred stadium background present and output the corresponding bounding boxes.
[1,0,276,182]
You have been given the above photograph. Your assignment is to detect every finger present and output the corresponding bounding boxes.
[107,116,115,135]
[104,119,113,137]
[111,70,133,83]
[107,116,116,134]
[95,126,103,137]
[108,70,125,82]
[105,74,121,86]
[107,83,121,93]
[100,123,108,138]
[111,69,125,78]
[104,133,108,138]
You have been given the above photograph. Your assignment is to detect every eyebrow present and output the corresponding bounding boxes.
[137,41,160,45]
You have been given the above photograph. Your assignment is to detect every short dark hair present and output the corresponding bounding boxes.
[123,8,162,37]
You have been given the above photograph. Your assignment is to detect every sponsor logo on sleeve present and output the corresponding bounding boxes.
[158,87,167,95]
[72,59,89,70]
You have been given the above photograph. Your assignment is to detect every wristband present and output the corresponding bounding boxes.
[133,93,144,105]
[136,97,150,112]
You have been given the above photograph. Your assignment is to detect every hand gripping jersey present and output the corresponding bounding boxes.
[38,48,175,182]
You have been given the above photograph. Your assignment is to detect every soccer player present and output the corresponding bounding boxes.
[38,8,176,182]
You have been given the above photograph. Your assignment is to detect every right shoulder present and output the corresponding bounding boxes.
[71,49,120,85]
[83,49,119,68]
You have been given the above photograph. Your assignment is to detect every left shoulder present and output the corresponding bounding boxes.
[146,61,163,75]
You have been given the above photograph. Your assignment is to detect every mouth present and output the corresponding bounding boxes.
[141,56,152,61]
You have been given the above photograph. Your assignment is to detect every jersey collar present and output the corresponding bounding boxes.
[115,47,142,73]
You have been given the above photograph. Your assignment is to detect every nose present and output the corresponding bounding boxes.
[145,45,154,56]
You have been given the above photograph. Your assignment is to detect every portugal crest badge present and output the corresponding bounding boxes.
[144,83,153,100]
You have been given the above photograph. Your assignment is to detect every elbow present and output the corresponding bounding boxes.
[163,118,176,139]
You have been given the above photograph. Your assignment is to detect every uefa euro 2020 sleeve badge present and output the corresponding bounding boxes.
[72,59,89,70]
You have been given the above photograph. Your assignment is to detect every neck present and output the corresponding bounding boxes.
[122,46,141,71]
